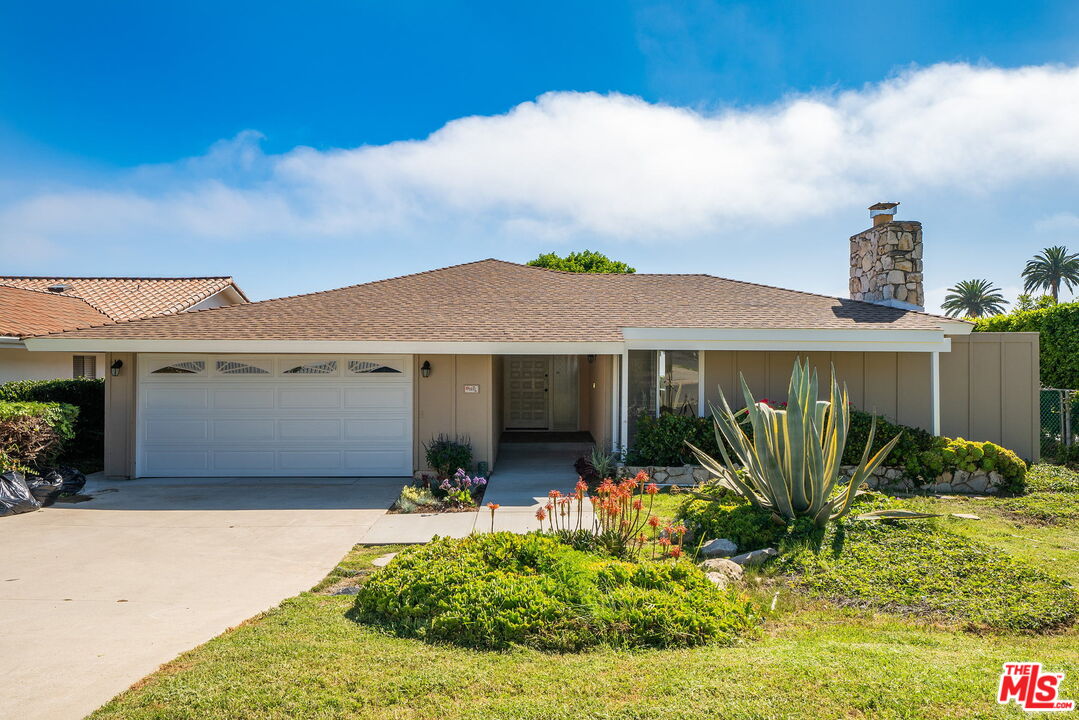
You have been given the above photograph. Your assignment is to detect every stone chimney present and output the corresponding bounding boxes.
[848,202,924,311]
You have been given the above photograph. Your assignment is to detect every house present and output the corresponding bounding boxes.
[0,276,247,382]
[23,204,1041,480]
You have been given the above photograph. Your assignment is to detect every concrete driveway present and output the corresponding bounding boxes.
[0,474,398,720]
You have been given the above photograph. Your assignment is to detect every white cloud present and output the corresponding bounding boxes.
[6,62,1079,250]
[1035,212,1079,233]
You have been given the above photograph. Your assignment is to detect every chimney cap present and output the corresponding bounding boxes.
[869,201,899,212]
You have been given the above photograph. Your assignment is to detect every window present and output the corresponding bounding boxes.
[347,360,402,374]
[216,360,270,375]
[72,355,96,379]
[660,350,699,417]
[626,350,700,444]
[282,360,337,375]
[151,360,205,375]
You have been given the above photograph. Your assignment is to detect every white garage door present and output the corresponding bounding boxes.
[136,354,413,477]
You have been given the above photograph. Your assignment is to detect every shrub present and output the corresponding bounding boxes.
[1024,463,1079,493]
[423,434,472,478]
[771,494,1079,632]
[626,413,719,466]
[394,485,442,513]
[0,401,79,472]
[353,532,757,651]
[678,489,794,551]
[975,302,1079,388]
[0,378,103,466]
[843,409,936,474]
[432,468,486,507]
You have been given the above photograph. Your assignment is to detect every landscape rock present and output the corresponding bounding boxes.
[332,586,361,596]
[730,547,778,566]
[704,572,732,590]
[700,538,738,558]
[698,558,744,584]
[371,552,398,568]
[950,513,981,520]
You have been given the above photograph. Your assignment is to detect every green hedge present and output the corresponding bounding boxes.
[0,401,79,472]
[630,407,1026,491]
[975,302,1079,389]
[0,378,103,466]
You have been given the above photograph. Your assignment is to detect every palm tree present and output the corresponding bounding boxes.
[1021,246,1079,302]
[941,279,1008,318]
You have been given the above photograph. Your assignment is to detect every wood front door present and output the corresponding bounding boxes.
[506,356,549,429]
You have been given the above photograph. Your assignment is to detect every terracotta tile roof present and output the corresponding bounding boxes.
[39,260,959,343]
[0,286,113,337]
[0,276,244,322]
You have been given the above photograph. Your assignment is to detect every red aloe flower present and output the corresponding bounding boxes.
[632,498,643,511]
[668,546,683,559]
[645,483,659,495]
[647,515,660,528]
[536,507,546,521]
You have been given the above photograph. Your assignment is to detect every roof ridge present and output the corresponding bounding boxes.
[0,275,234,281]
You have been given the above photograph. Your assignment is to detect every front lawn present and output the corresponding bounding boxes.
[93,543,1079,720]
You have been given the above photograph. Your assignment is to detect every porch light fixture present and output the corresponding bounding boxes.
[587,354,596,364]
[110,359,124,377]
[420,360,432,378]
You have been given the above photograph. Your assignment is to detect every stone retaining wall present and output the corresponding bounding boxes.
[839,465,1007,494]
[620,465,711,484]
[623,463,1008,495]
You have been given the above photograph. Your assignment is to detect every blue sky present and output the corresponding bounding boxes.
[3,1,1079,309]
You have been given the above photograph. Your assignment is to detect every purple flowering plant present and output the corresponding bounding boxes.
[437,468,487,507]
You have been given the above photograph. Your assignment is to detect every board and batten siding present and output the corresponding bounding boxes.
[703,350,933,430]
[939,333,1039,461]
[703,336,1040,461]
[413,354,496,474]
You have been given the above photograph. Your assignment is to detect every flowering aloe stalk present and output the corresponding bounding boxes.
[689,358,900,527]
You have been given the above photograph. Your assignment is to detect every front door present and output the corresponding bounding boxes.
[506,356,549,429]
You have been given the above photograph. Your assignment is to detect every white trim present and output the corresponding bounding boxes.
[0,337,25,347]
[619,348,629,453]
[621,327,951,352]
[23,338,626,354]
[609,354,619,453]
[930,350,941,436]
[698,350,706,417]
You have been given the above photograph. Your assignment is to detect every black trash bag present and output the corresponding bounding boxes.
[24,472,63,506]
[40,466,87,496]
[0,471,42,516]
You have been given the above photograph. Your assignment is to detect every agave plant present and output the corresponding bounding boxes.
[688,359,901,527]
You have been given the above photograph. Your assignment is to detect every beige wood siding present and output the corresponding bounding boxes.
[414,354,495,473]
[940,333,1039,460]
[703,350,932,430]
[582,355,614,449]
[104,352,136,479]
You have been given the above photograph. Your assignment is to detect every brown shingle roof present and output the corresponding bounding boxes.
[0,276,244,322]
[0,286,113,337]
[39,260,956,343]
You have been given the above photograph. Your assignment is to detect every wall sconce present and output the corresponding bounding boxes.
[110,359,124,377]
[420,360,432,378]
[587,354,596,364]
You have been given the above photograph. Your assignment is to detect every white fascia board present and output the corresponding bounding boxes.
[0,336,25,347]
[939,320,975,335]
[22,338,626,355]
[621,327,951,353]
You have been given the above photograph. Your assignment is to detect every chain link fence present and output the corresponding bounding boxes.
[1040,388,1078,458]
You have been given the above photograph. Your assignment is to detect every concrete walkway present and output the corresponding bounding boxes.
[364,441,593,542]
[0,474,398,720]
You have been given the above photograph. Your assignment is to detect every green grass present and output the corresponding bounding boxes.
[1024,463,1079,494]
[91,544,1079,720]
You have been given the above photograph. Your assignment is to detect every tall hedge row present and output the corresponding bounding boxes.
[0,378,104,466]
[974,302,1079,389]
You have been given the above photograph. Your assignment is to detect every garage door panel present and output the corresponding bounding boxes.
[278,451,343,470]
[142,450,209,474]
[143,387,208,411]
[213,388,276,410]
[214,451,276,471]
[138,354,413,477]
[278,419,342,441]
[144,420,207,442]
[343,385,410,409]
[278,387,341,409]
[213,419,276,442]
[344,417,408,441]
[344,450,410,473]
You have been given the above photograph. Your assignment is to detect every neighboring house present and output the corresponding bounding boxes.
[0,276,247,383]
[24,204,1041,480]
